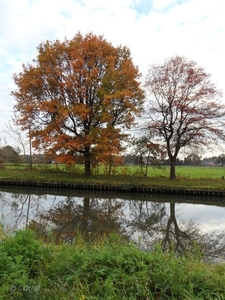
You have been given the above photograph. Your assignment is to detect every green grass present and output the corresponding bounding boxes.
[1,229,225,300]
[4,163,225,178]
[0,164,225,191]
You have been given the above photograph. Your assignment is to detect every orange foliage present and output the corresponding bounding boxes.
[12,32,144,175]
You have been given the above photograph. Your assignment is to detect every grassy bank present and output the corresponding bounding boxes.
[0,164,225,191]
[1,229,225,300]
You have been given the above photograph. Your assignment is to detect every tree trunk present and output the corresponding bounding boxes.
[28,126,32,170]
[81,197,90,239]
[85,159,91,176]
[84,147,92,176]
[170,157,176,179]
[162,203,184,253]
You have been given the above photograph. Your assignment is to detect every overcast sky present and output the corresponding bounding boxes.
[0,0,224,146]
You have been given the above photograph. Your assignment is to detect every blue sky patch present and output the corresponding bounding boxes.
[131,0,153,15]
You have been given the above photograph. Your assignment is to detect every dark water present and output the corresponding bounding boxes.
[1,187,225,261]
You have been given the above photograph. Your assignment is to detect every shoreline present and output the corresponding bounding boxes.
[1,179,225,198]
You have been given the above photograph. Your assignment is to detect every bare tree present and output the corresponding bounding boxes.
[145,56,225,179]
[6,119,33,169]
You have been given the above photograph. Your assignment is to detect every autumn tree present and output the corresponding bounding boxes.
[93,127,125,175]
[144,56,225,179]
[12,32,144,175]
[131,136,166,176]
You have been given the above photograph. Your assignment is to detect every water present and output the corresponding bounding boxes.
[1,186,225,261]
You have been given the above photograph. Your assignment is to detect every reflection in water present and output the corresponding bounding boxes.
[35,196,127,244]
[1,188,225,261]
[161,203,196,253]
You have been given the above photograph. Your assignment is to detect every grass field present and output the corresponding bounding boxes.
[4,163,225,178]
[148,165,225,179]
[113,165,225,179]
[0,163,225,190]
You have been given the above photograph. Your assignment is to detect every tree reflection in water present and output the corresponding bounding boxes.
[161,203,225,262]
[0,189,225,261]
[161,203,198,253]
[32,196,128,244]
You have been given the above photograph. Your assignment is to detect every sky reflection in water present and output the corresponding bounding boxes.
[1,188,225,261]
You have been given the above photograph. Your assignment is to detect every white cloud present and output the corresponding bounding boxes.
[152,0,177,11]
[0,0,224,144]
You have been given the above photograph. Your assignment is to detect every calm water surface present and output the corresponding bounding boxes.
[1,187,225,261]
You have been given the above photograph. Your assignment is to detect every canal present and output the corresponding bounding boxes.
[1,186,225,261]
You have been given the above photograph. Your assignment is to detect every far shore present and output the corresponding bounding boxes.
[0,165,225,196]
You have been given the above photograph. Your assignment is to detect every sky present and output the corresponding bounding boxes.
[0,0,224,148]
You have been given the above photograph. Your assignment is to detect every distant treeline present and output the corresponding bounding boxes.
[0,145,225,167]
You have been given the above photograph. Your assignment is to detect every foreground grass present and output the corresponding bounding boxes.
[0,229,225,300]
[0,164,225,191]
